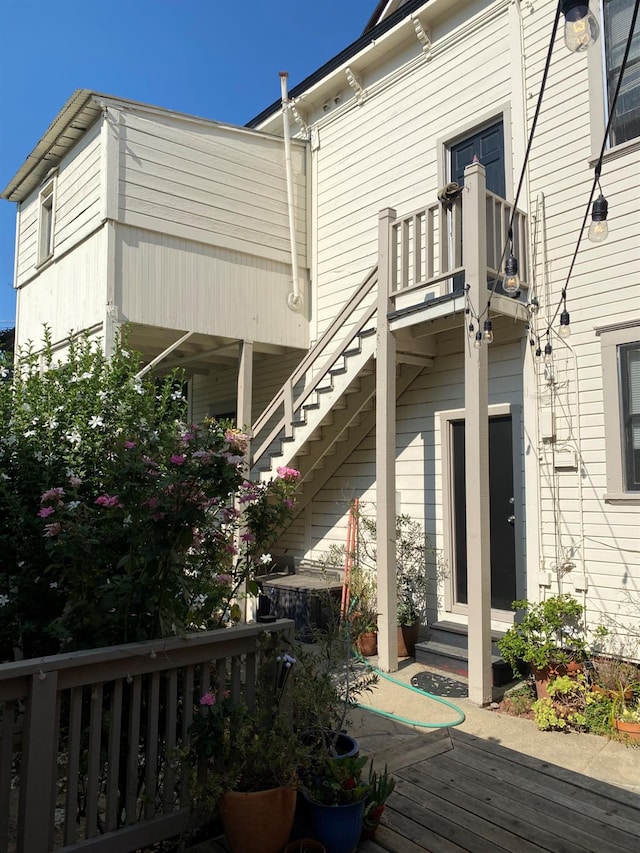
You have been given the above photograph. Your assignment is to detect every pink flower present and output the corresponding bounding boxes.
[170,454,186,466]
[181,432,194,444]
[215,574,233,586]
[241,532,255,542]
[199,692,216,706]
[41,487,64,504]
[38,506,55,518]
[124,440,136,449]
[95,494,122,508]
[284,498,295,509]
[69,476,83,487]
[276,466,300,480]
[43,522,61,538]
[145,496,160,509]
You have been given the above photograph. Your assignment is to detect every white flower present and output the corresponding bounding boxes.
[34,451,43,461]
[0,594,9,606]
[24,430,36,438]
[260,553,273,565]
[80,372,92,381]
[67,500,80,511]
[66,431,81,445]
[88,415,104,429]
[49,582,58,589]
[193,593,207,608]
[0,367,9,378]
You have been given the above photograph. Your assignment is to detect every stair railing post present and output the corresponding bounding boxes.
[462,162,493,706]
[376,207,399,673]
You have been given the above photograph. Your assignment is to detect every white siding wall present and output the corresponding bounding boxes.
[116,224,307,348]
[15,229,106,352]
[118,110,307,269]
[311,2,512,336]
[15,120,103,287]
[524,0,640,640]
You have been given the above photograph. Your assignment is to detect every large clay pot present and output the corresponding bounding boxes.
[220,786,297,853]
[533,660,583,700]
[397,621,420,657]
[356,631,378,657]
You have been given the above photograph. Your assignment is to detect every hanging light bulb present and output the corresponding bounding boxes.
[483,319,494,344]
[535,345,542,358]
[474,330,483,349]
[588,194,609,243]
[468,322,475,339]
[559,308,571,338]
[560,0,599,53]
[544,341,553,363]
[503,253,520,296]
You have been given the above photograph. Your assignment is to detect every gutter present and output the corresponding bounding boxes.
[246,0,431,128]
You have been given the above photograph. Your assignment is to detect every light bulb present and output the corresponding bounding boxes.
[468,322,475,339]
[561,0,599,53]
[474,330,483,349]
[544,342,553,363]
[483,320,494,344]
[559,309,571,338]
[588,193,609,243]
[503,253,519,296]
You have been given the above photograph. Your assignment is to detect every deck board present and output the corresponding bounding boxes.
[370,728,640,853]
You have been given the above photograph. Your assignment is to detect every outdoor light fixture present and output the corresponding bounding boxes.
[588,193,609,243]
[561,0,599,53]
[559,308,571,338]
[474,330,483,349]
[544,340,553,363]
[503,252,520,296]
[483,319,494,344]
[535,344,542,358]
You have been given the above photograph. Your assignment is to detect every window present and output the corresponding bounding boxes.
[603,0,640,146]
[38,177,56,264]
[597,321,640,500]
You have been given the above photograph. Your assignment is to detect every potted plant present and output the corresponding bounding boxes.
[302,754,370,853]
[612,699,640,741]
[589,655,639,701]
[348,566,378,657]
[186,638,310,853]
[497,595,589,698]
[362,762,395,840]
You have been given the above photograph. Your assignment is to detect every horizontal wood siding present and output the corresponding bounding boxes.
[312,4,511,336]
[118,110,307,269]
[116,224,307,348]
[15,229,106,352]
[524,0,640,637]
[15,120,103,286]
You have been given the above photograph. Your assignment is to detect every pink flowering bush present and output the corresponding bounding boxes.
[0,331,299,659]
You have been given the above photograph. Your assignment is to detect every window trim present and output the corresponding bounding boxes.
[596,320,640,503]
[37,174,57,267]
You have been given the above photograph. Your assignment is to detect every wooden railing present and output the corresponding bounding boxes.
[250,266,378,467]
[0,621,294,853]
[388,187,529,300]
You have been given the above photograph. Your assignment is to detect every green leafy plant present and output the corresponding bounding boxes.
[497,595,588,679]
[532,673,589,731]
[302,754,370,806]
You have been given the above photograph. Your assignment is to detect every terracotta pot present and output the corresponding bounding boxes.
[592,684,634,701]
[613,717,640,741]
[532,660,583,700]
[397,621,420,658]
[356,631,377,657]
[220,786,297,853]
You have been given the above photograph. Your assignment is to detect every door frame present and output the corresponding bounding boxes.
[439,402,524,623]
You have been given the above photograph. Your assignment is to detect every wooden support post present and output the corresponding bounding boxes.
[237,340,254,621]
[18,671,59,853]
[463,162,493,706]
[376,207,398,673]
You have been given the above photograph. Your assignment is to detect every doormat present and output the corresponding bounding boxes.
[411,671,468,698]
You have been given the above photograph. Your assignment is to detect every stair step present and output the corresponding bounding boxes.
[329,366,348,377]
[303,402,320,411]
[415,639,512,687]
[360,327,376,338]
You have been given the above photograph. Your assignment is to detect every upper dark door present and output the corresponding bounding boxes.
[451,121,505,197]
[450,121,506,292]
[452,414,517,611]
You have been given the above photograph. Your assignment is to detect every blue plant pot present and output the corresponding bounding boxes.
[305,797,366,853]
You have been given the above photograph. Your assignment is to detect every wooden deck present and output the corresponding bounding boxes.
[360,728,640,853]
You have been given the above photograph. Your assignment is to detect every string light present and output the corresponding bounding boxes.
[588,192,609,243]
[544,339,553,363]
[560,0,599,53]
[483,319,494,344]
[503,250,520,296]
[474,330,483,349]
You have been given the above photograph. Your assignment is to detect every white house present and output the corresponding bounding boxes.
[3,0,639,704]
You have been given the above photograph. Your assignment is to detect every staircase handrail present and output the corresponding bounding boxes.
[251,265,378,466]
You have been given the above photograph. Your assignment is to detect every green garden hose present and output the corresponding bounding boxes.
[354,655,466,728]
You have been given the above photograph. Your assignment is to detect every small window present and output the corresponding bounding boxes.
[38,178,56,264]
[603,0,640,146]
[597,322,640,501]
[619,343,640,490]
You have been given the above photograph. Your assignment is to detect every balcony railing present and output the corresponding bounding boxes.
[0,620,294,853]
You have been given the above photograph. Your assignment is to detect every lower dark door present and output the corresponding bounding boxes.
[452,415,517,611]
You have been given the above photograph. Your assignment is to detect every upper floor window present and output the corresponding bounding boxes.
[603,0,640,146]
[37,177,56,264]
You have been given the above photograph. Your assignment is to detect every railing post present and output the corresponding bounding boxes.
[462,162,492,707]
[18,671,59,853]
[376,207,398,673]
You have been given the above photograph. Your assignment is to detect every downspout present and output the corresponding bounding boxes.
[279,72,304,312]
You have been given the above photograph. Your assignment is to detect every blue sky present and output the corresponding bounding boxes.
[0,0,375,329]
